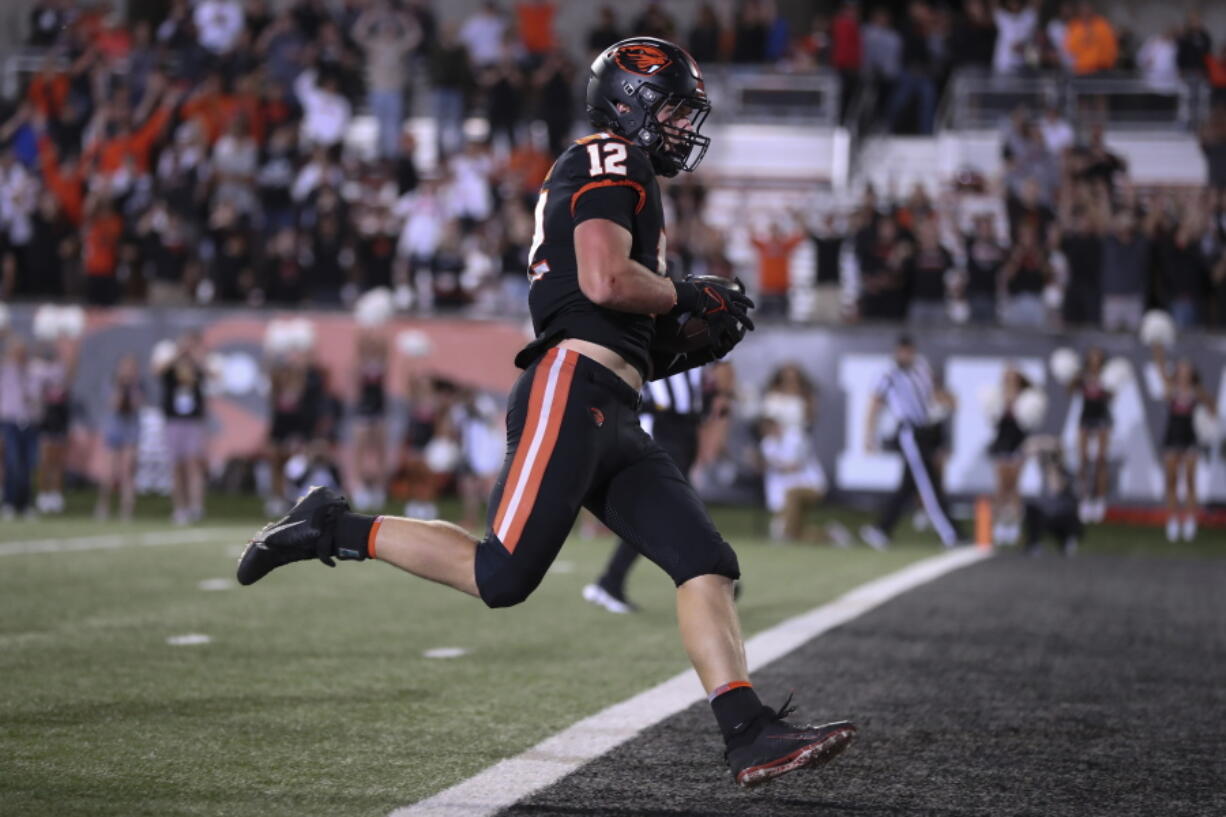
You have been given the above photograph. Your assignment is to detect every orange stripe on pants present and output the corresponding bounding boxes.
[500,352,577,553]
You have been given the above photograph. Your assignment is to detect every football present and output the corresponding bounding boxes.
[654,276,747,355]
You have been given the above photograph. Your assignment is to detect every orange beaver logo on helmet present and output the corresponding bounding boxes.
[613,43,673,76]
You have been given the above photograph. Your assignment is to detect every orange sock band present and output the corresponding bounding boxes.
[707,680,752,702]
[367,516,383,560]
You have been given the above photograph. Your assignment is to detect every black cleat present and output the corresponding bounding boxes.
[236,486,348,586]
[725,696,856,788]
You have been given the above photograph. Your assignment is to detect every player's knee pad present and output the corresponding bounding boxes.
[669,537,740,587]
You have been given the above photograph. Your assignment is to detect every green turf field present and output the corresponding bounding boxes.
[0,498,1214,816]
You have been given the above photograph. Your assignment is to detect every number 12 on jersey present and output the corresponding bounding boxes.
[586,142,627,176]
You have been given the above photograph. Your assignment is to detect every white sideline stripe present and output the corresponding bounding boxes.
[0,528,243,556]
[389,547,991,817]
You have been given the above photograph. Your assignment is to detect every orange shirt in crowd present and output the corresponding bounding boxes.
[84,211,123,277]
[37,136,85,226]
[751,233,804,295]
[1065,14,1118,75]
[27,72,69,118]
[83,104,172,176]
[516,1,555,55]
[182,93,264,144]
[1206,54,1226,88]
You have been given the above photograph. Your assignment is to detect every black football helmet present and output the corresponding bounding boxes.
[586,37,712,178]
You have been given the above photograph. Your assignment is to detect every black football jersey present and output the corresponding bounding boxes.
[513,132,666,379]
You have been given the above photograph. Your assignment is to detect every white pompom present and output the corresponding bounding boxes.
[1139,310,1176,347]
[1049,348,1081,386]
[33,305,60,341]
[150,339,178,371]
[979,384,1004,421]
[58,305,85,339]
[1013,388,1048,431]
[287,318,316,352]
[1101,357,1133,393]
[396,329,432,358]
[263,319,293,355]
[354,287,395,327]
[424,436,461,473]
[1194,406,1222,446]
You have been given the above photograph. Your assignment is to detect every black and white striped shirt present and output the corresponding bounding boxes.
[643,368,704,417]
[875,357,935,427]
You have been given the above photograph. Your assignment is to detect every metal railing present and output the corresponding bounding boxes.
[706,68,841,126]
[942,69,1212,132]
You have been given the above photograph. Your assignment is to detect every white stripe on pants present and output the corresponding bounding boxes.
[898,426,958,547]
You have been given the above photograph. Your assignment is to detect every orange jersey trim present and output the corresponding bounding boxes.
[574,131,633,145]
[570,179,647,217]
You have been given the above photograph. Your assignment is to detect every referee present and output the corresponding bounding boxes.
[583,367,708,613]
[860,335,962,549]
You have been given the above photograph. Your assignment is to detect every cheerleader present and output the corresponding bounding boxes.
[1070,346,1113,522]
[32,339,76,515]
[351,332,389,511]
[1153,345,1216,542]
[96,355,143,520]
[988,365,1031,544]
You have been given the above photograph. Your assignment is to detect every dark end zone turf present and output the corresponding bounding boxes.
[498,553,1226,817]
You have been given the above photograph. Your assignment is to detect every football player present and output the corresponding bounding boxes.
[237,37,855,787]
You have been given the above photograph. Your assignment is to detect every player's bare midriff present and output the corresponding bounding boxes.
[557,338,644,391]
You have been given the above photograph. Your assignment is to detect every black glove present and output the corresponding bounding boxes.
[672,276,756,333]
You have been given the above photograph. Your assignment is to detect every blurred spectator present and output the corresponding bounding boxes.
[963,212,1006,323]
[353,5,421,160]
[1138,29,1180,92]
[1058,205,1105,326]
[1100,212,1149,331]
[1,339,40,519]
[1201,108,1226,192]
[1175,11,1212,76]
[632,2,678,41]
[266,350,323,514]
[351,331,389,512]
[688,4,724,65]
[731,0,768,64]
[948,0,996,74]
[804,212,845,324]
[1069,125,1127,191]
[480,51,525,154]
[857,216,911,321]
[1207,45,1226,107]
[1065,2,1117,76]
[862,9,902,89]
[96,354,142,521]
[430,24,473,159]
[158,331,209,524]
[761,0,790,64]
[531,49,575,157]
[194,0,245,57]
[999,222,1050,327]
[293,67,352,149]
[751,222,803,318]
[992,0,1038,76]
[28,0,72,46]
[1038,105,1074,156]
[459,2,507,70]
[587,6,623,55]
[1044,1,1076,71]
[82,194,123,305]
[516,0,557,62]
[829,1,862,120]
[885,1,938,135]
[905,218,954,324]
[1156,203,1209,328]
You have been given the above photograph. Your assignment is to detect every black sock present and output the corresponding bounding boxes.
[709,683,764,745]
[598,539,639,597]
[335,512,380,561]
